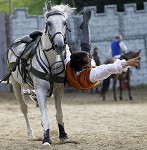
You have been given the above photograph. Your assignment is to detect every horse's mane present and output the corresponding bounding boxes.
[44,4,75,20]
[124,50,140,59]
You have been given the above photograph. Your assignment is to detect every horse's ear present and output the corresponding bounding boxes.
[45,0,52,11]
[137,49,141,54]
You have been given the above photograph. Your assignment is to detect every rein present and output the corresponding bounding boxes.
[45,32,66,52]
[30,36,66,96]
[34,39,65,76]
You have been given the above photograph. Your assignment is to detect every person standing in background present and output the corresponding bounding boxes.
[92,47,100,66]
[111,35,127,59]
[90,47,101,93]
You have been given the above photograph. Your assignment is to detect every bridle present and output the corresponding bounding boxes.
[44,11,70,52]
[34,10,70,78]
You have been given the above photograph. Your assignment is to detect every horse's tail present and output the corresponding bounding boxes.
[100,76,111,100]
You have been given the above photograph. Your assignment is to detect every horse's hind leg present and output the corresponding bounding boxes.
[127,76,132,100]
[54,84,69,143]
[100,77,111,101]
[10,77,36,140]
[113,79,117,101]
[119,80,123,100]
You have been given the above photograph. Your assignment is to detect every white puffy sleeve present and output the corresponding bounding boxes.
[64,45,71,66]
[89,59,128,83]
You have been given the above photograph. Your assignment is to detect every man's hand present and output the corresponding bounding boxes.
[126,57,141,67]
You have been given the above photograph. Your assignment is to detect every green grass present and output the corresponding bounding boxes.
[0,0,46,15]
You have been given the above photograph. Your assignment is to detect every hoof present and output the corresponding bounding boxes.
[114,97,117,101]
[60,137,70,143]
[41,142,51,149]
[130,97,133,100]
[119,97,122,100]
[28,134,36,141]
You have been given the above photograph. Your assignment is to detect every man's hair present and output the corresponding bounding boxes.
[115,35,122,40]
[70,51,89,71]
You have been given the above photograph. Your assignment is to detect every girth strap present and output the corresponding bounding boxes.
[30,66,65,83]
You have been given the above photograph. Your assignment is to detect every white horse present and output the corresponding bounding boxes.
[7,2,74,146]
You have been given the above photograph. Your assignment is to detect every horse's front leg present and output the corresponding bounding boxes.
[127,76,132,100]
[54,83,69,143]
[10,77,36,140]
[119,80,123,100]
[35,85,51,146]
[113,79,117,101]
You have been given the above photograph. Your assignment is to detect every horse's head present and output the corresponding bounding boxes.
[133,50,141,69]
[122,50,141,69]
[42,1,75,55]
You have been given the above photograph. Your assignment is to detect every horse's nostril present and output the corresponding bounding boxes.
[54,45,58,49]
[63,44,66,49]
[54,44,64,51]
[59,46,63,51]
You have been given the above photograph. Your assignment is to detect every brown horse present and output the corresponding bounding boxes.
[100,50,141,101]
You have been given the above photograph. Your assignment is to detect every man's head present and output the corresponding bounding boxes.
[115,35,122,41]
[70,51,91,71]
[93,47,98,54]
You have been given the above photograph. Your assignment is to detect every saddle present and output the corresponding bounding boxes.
[21,31,42,43]
[8,31,42,84]
[10,30,42,59]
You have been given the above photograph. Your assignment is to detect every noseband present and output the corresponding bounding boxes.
[45,11,69,51]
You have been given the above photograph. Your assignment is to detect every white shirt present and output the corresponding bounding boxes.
[119,41,127,53]
[64,45,128,83]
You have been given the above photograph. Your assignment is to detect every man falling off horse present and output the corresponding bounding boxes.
[65,10,140,90]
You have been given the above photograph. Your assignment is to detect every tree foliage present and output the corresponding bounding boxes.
[0,0,147,15]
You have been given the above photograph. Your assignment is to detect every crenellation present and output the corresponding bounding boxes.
[144,2,147,12]
[87,6,97,16]
[104,5,117,16]
[124,3,137,14]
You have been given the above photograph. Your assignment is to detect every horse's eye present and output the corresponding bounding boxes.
[63,21,67,26]
[47,21,51,26]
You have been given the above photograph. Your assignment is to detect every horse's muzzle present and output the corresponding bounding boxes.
[54,44,66,54]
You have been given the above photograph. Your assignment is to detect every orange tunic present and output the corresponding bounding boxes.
[66,62,100,90]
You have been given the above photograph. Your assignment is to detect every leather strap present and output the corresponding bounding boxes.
[30,66,65,83]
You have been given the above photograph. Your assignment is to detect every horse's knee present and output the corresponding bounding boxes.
[41,117,50,130]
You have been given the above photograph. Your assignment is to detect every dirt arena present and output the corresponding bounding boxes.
[0,87,147,150]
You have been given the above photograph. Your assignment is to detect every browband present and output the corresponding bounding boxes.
[47,11,65,18]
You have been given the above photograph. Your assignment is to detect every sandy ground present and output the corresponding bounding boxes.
[0,87,147,150]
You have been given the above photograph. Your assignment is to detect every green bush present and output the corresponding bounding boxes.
[0,0,147,15]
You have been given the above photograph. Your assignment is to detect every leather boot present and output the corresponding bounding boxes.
[80,10,91,53]
[80,10,91,30]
